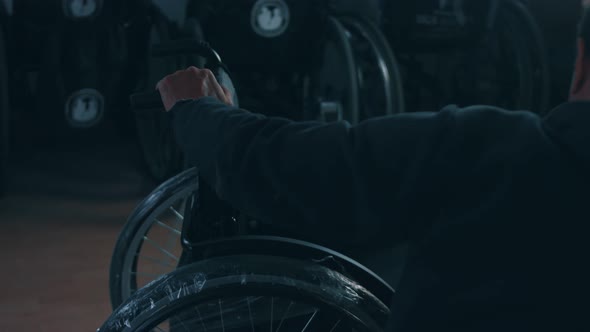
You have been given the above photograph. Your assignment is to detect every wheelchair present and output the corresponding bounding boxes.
[382,0,551,114]
[103,39,395,331]
[134,0,406,182]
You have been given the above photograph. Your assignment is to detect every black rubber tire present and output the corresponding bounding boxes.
[185,236,396,306]
[100,255,390,332]
[109,167,198,309]
[0,16,9,196]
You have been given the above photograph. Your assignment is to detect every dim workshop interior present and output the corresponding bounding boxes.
[0,0,588,331]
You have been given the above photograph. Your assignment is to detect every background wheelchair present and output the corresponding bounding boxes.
[383,0,551,114]
[134,0,406,182]
[102,38,396,331]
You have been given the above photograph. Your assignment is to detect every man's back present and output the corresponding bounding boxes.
[166,95,590,330]
[389,102,590,330]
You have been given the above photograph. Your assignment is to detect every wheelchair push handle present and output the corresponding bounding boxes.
[130,39,229,112]
[151,39,223,64]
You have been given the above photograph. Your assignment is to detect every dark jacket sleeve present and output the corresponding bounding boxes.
[169,97,471,247]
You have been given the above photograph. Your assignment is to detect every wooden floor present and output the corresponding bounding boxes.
[0,128,404,332]
[0,141,156,331]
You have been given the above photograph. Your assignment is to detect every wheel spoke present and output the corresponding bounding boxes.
[219,299,225,332]
[328,319,341,332]
[300,310,318,332]
[155,219,182,235]
[169,206,184,221]
[275,301,293,332]
[143,236,179,261]
[164,235,180,263]
[270,297,274,332]
[194,306,208,331]
[178,316,192,332]
[247,297,255,332]
[152,326,166,332]
[159,218,182,256]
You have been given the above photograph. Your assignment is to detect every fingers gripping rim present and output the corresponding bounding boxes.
[169,15,240,107]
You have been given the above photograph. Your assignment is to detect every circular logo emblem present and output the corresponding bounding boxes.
[251,0,290,38]
[65,88,105,128]
[62,0,103,20]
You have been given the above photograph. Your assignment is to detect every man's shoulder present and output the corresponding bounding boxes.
[436,104,543,139]
[543,101,590,165]
[442,104,539,120]
[544,100,590,122]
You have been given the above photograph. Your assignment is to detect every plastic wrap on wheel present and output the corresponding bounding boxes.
[100,255,390,331]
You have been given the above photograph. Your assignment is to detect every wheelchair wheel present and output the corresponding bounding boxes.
[338,16,405,118]
[109,167,395,311]
[438,10,534,110]
[100,255,390,332]
[459,0,548,112]
[109,168,197,309]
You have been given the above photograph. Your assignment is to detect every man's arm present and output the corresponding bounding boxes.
[170,97,461,247]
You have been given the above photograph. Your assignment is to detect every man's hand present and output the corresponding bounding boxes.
[156,66,234,112]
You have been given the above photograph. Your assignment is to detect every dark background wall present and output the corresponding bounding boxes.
[528,0,581,106]
[145,0,583,108]
[0,0,582,111]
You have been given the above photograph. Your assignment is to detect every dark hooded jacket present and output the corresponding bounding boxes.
[170,98,590,330]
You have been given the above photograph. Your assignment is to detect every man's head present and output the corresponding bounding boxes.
[570,1,590,101]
